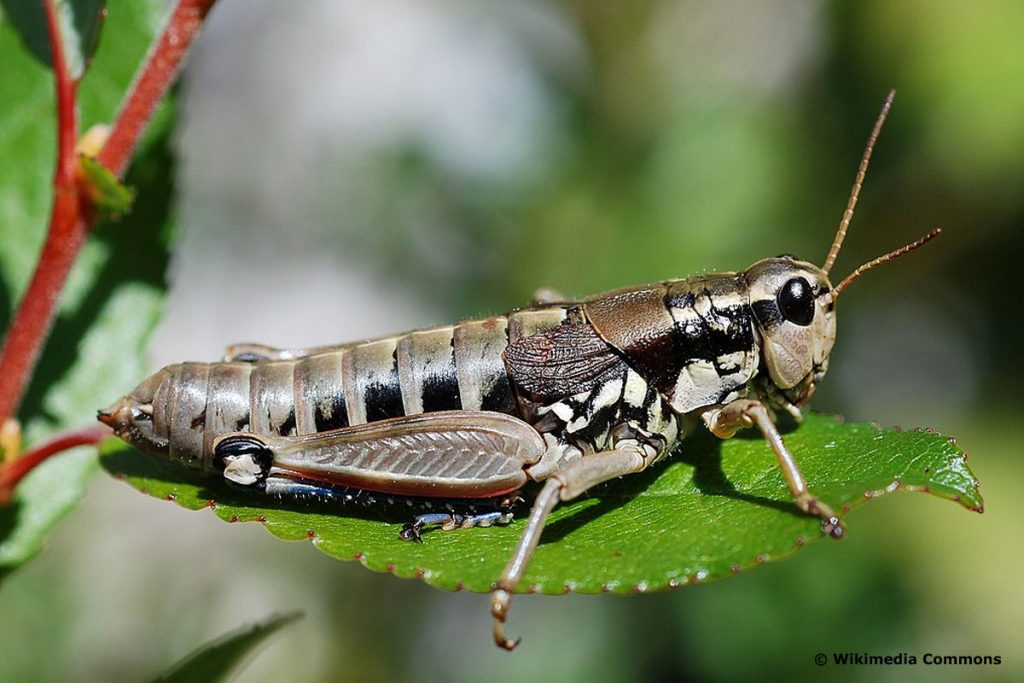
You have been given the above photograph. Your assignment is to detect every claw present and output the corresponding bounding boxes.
[821,516,845,539]
[398,523,423,543]
[491,588,520,651]
[799,496,845,539]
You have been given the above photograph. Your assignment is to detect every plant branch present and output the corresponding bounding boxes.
[0,426,110,504]
[48,0,79,188]
[0,0,220,496]
[97,0,219,178]
[0,0,83,429]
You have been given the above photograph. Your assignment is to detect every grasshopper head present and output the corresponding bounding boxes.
[742,91,939,408]
[746,257,836,402]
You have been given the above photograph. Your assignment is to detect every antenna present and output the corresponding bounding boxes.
[822,89,896,275]
[831,229,941,298]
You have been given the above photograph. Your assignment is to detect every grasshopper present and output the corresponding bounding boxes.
[100,91,938,649]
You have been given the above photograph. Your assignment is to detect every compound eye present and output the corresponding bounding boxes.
[777,276,815,326]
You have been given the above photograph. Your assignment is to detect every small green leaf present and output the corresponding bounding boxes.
[0,0,106,79]
[100,414,983,594]
[78,153,134,220]
[151,612,302,683]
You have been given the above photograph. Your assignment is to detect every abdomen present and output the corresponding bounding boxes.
[143,307,570,468]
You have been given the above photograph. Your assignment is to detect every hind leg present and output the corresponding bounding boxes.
[490,438,657,650]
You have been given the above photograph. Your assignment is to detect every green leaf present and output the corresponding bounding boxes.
[151,612,302,683]
[0,1,174,580]
[99,413,983,594]
[78,153,135,220]
[0,0,107,80]
[0,447,96,584]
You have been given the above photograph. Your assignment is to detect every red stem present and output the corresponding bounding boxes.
[0,0,81,428]
[0,426,111,504]
[97,0,219,178]
[0,0,219,497]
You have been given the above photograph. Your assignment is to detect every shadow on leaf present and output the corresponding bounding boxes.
[675,425,808,518]
[542,423,809,543]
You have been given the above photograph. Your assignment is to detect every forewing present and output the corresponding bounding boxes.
[504,323,628,399]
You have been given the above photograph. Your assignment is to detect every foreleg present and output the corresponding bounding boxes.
[703,399,843,538]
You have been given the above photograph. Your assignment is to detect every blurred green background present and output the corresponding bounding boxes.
[1,0,1021,681]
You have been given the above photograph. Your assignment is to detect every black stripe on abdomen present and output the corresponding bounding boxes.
[364,362,404,422]
[294,352,349,434]
[420,367,462,412]
[397,327,463,415]
[314,393,348,431]
[452,318,516,415]
[479,379,515,413]
[344,338,405,425]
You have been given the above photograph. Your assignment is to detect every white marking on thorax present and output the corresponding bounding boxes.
[716,351,746,373]
[623,370,648,407]
[671,360,726,413]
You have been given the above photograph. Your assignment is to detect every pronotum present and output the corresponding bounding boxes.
[100,91,939,650]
